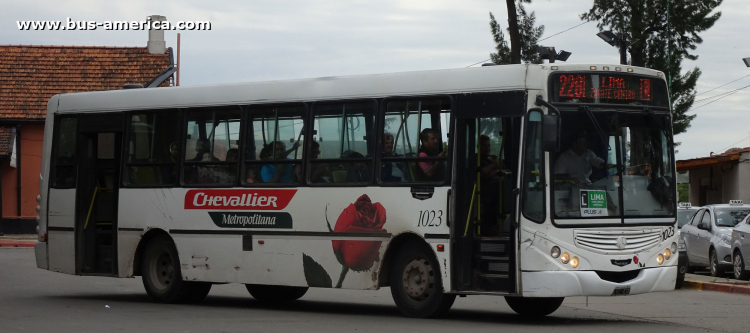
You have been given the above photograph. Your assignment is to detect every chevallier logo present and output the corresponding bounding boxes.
[184,189,297,210]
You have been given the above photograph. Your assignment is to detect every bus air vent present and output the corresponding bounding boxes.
[574,229,662,254]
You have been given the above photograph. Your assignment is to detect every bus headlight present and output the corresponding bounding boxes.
[570,257,580,268]
[656,254,664,265]
[551,246,561,259]
[560,252,570,264]
[663,248,671,260]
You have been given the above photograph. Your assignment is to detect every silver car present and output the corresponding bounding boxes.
[681,201,750,277]
[731,214,750,280]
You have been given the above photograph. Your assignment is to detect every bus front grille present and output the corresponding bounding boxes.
[574,229,662,254]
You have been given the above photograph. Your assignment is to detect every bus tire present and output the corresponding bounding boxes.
[505,296,564,316]
[141,236,191,303]
[390,240,455,318]
[185,282,212,303]
[245,284,308,301]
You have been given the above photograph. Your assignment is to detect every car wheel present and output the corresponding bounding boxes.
[505,297,565,316]
[710,249,724,277]
[390,240,456,318]
[734,252,750,280]
[245,284,308,301]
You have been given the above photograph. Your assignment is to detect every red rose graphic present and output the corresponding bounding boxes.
[331,194,387,272]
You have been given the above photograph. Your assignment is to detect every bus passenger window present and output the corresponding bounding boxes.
[521,110,545,222]
[52,117,77,188]
[183,107,242,185]
[381,98,450,183]
[310,101,375,184]
[245,105,305,185]
[123,112,182,186]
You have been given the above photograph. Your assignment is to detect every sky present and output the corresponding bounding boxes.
[2,0,749,161]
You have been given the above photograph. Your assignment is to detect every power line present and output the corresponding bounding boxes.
[690,84,750,111]
[717,135,750,153]
[466,21,591,68]
[696,74,750,96]
[693,84,750,104]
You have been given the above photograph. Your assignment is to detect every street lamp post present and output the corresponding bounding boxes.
[597,31,630,65]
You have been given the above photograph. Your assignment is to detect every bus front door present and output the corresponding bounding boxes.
[75,115,123,276]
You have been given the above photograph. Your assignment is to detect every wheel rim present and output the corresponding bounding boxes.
[711,252,717,275]
[401,258,434,302]
[735,254,743,277]
[148,248,175,292]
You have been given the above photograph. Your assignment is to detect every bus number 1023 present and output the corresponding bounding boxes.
[418,210,443,227]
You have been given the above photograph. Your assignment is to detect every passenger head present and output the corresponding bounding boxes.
[169,142,179,161]
[259,144,271,160]
[345,151,365,170]
[383,133,395,154]
[225,148,239,162]
[419,128,439,152]
[270,141,287,160]
[570,131,589,155]
[479,135,491,156]
[195,138,210,154]
[310,141,321,159]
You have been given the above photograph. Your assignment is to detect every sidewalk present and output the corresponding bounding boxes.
[683,272,750,295]
[0,234,37,248]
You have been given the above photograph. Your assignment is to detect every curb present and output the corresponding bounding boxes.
[0,240,35,248]
[682,279,750,295]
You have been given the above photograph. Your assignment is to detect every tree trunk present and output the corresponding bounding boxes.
[628,0,645,67]
[506,0,521,64]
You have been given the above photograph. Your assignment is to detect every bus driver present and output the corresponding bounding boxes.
[553,132,612,185]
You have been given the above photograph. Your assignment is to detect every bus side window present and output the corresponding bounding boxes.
[52,117,77,188]
[310,101,375,184]
[183,107,242,185]
[123,112,182,186]
[381,98,451,184]
[521,110,545,223]
[245,105,305,185]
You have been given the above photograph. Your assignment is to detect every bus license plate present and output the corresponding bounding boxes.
[611,286,631,296]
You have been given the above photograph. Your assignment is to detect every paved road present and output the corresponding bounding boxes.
[2,248,748,333]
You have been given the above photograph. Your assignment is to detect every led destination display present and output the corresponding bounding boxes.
[550,73,669,107]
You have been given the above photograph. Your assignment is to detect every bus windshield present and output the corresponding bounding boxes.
[551,110,675,220]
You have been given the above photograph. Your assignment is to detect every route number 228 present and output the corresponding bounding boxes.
[418,210,443,227]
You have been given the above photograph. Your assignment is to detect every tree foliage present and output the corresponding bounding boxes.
[490,1,544,65]
[580,0,723,136]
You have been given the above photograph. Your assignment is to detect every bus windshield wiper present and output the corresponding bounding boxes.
[579,106,610,150]
[645,108,673,147]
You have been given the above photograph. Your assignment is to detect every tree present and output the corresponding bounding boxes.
[580,0,723,136]
[489,0,545,65]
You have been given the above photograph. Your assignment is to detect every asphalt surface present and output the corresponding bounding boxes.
[2,248,749,333]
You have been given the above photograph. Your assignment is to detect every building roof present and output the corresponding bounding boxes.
[0,126,11,156]
[676,147,750,171]
[0,45,171,120]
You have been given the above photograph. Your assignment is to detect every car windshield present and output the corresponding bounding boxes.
[677,209,697,229]
[551,111,675,220]
[714,208,750,227]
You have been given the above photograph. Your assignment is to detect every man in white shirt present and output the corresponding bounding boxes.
[554,132,612,185]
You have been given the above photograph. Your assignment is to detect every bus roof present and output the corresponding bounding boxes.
[52,63,665,114]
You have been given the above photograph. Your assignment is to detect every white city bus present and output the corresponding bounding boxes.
[34,63,678,318]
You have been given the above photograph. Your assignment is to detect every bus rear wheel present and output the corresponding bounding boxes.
[390,240,455,318]
[245,284,308,301]
[505,296,564,316]
[141,236,212,303]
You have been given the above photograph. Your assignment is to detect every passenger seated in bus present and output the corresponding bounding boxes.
[477,135,502,236]
[381,132,408,182]
[417,128,445,180]
[225,148,238,162]
[261,141,296,183]
[245,168,258,183]
[224,148,239,183]
[343,151,368,182]
[553,131,612,185]
[161,142,179,184]
[309,141,330,183]
[190,138,220,162]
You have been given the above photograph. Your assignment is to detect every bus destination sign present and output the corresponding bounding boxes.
[550,73,669,107]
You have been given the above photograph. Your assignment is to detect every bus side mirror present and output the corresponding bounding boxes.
[542,114,560,152]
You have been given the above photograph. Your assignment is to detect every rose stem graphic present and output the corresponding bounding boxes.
[335,266,349,288]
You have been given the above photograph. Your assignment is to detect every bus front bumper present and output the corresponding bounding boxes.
[521,266,676,297]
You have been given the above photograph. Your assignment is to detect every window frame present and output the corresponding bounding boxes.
[242,102,307,187]
[520,108,546,224]
[375,95,454,187]
[121,109,183,188]
[50,114,79,189]
[306,99,378,187]
[179,106,244,188]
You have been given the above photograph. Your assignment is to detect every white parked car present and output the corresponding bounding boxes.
[676,203,698,287]
[731,214,750,280]
[681,200,750,277]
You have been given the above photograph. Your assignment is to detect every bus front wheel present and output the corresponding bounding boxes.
[390,240,455,318]
[141,236,212,303]
[245,284,308,301]
[505,296,564,316]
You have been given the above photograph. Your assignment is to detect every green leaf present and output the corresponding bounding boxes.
[303,253,332,288]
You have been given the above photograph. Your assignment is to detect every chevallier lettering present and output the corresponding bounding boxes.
[192,193,278,207]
